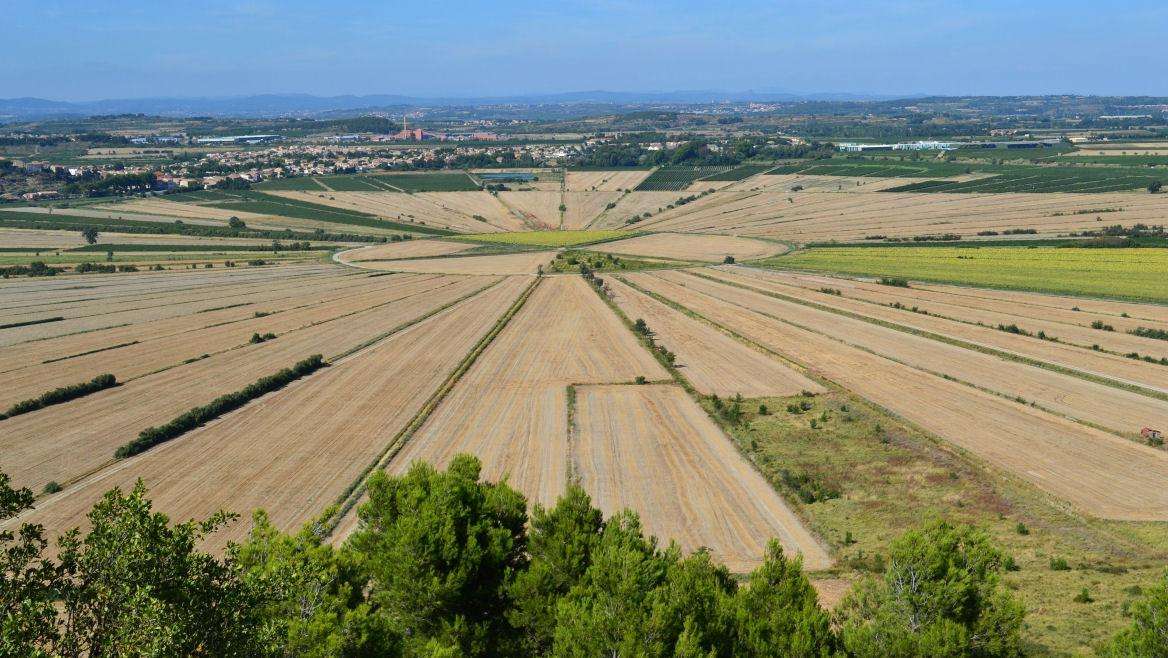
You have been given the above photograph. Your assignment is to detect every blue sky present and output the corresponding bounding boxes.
[4,0,1166,100]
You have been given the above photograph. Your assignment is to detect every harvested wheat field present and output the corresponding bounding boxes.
[266,190,506,233]
[683,268,1168,434]
[718,267,1168,362]
[0,266,355,345]
[413,192,529,232]
[336,239,474,263]
[589,232,786,262]
[0,264,348,345]
[0,269,393,374]
[626,271,1168,520]
[565,170,653,191]
[389,276,667,508]
[606,276,822,397]
[0,273,461,409]
[345,250,554,275]
[562,191,623,229]
[17,277,530,549]
[588,191,680,229]
[573,384,832,572]
[496,191,563,229]
[630,189,1168,242]
[0,275,496,492]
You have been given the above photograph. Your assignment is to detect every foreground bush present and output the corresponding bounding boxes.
[0,456,1053,656]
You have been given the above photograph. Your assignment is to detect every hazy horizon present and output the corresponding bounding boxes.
[5,0,1167,102]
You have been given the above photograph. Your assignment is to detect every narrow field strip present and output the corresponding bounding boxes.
[572,383,833,572]
[693,268,1168,402]
[605,275,822,397]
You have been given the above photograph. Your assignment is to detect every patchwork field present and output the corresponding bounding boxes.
[1,271,494,491]
[5,188,1168,652]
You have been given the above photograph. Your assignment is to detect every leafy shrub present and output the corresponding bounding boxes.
[115,355,325,459]
[0,373,117,420]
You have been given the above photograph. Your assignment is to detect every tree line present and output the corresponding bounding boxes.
[2,455,1165,656]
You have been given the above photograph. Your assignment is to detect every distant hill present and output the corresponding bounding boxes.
[0,90,908,122]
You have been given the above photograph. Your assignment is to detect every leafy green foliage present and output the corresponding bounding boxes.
[1105,571,1168,657]
[0,373,117,421]
[115,355,325,458]
[836,520,1024,657]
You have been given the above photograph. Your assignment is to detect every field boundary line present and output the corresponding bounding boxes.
[323,276,542,536]
[688,268,1168,405]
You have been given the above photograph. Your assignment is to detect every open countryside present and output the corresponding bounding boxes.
[4,4,1168,655]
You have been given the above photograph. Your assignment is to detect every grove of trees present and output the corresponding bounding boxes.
[2,456,1165,656]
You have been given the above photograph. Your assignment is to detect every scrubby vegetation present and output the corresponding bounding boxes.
[0,373,117,421]
[1,456,1054,656]
[114,355,325,458]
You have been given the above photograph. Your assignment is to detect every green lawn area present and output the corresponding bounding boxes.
[766,246,1168,303]
[451,229,629,248]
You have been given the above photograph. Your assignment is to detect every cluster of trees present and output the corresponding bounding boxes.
[3,456,1166,656]
[64,171,157,196]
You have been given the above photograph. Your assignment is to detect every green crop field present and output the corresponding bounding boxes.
[452,229,628,248]
[766,245,1168,303]
[634,166,732,191]
[373,172,480,192]
[1057,154,1168,166]
[251,177,329,191]
[700,164,776,181]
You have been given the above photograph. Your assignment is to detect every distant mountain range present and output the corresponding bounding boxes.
[0,90,910,122]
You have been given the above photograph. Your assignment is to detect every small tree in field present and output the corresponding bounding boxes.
[80,227,99,245]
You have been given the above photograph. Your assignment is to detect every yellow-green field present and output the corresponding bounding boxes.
[770,246,1168,303]
[453,229,629,248]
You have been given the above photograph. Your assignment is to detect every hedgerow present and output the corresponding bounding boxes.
[114,355,325,458]
[0,374,117,421]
